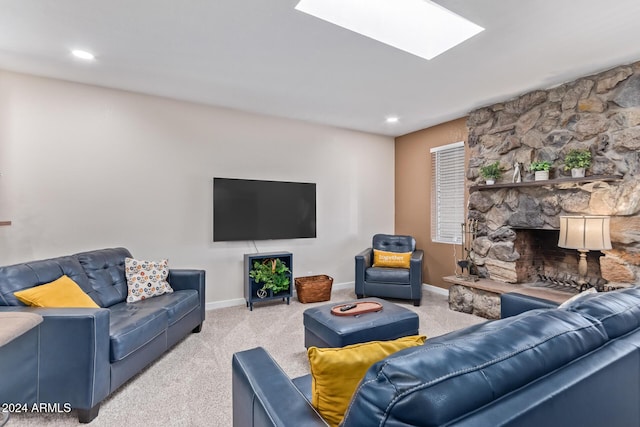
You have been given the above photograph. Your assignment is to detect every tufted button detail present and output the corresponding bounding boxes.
[372,234,415,253]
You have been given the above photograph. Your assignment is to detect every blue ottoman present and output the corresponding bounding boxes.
[303,297,419,348]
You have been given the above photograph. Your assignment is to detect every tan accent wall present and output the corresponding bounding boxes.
[395,118,468,289]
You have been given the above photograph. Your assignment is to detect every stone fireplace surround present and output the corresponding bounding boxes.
[448,60,640,318]
[498,228,602,285]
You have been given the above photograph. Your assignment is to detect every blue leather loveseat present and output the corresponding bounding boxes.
[0,247,205,423]
[233,287,640,426]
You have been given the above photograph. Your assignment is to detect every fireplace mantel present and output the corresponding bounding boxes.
[469,174,622,192]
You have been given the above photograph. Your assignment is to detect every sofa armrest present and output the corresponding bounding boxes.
[168,269,205,292]
[232,347,328,427]
[410,250,424,282]
[500,292,559,318]
[355,248,373,268]
[355,248,372,296]
[169,269,206,323]
[409,250,424,303]
[0,306,110,410]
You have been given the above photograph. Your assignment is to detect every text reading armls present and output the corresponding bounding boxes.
[1,403,72,413]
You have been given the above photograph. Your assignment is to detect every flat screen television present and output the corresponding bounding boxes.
[213,178,317,242]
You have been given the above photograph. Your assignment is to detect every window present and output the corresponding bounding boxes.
[430,141,465,244]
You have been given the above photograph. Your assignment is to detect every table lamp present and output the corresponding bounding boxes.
[558,215,612,285]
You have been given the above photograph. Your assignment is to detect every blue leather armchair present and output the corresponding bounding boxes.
[355,234,423,306]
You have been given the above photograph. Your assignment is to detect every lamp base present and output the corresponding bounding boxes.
[577,249,589,285]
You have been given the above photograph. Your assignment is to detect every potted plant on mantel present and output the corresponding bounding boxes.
[249,258,291,298]
[564,149,592,178]
[529,160,552,181]
[480,161,503,185]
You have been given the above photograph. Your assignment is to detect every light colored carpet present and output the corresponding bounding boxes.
[6,287,485,426]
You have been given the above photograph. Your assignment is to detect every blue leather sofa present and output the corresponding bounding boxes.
[233,287,640,426]
[0,248,205,423]
[355,234,423,306]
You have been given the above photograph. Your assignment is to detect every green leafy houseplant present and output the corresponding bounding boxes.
[249,258,291,294]
[479,161,503,180]
[529,161,551,172]
[563,149,592,171]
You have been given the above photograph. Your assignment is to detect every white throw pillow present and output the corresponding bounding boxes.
[125,257,173,303]
[558,287,597,309]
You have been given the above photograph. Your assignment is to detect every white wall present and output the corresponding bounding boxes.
[0,70,395,304]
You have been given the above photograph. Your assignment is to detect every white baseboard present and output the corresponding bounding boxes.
[205,281,448,311]
[205,280,355,311]
[423,283,448,296]
[332,281,354,291]
[206,298,247,311]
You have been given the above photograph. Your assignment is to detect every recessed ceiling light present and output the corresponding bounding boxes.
[386,116,399,124]
[295,0,484,60]
[71,49,95,60]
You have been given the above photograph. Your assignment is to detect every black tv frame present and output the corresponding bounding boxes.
[213,177,317,242]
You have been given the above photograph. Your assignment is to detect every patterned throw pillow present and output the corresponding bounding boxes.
[125,257,173,303]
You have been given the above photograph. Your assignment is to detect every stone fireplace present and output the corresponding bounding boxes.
[448,60,640,318]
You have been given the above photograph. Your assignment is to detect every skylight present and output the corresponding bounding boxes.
[295,0,484,60]
[71,49,95,60]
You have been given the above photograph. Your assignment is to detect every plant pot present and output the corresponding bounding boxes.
[571,168,585,178]
[534,170,549,181]
[485,179,495,185]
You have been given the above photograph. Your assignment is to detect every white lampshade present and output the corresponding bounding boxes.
[558,215,612,250]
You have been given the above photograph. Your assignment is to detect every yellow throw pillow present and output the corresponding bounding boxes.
[308,335,426,427]
[372,249,412,268]
[14,275,99,308]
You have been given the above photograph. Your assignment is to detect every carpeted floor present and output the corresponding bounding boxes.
[6,286,485,426]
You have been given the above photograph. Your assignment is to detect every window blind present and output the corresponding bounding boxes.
[430,141,465,244]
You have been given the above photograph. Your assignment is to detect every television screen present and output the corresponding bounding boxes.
[213,178,317,242]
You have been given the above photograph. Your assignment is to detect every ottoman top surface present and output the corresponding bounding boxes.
[303,297,417,331]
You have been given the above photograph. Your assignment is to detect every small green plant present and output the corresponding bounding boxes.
[529,161,552,172]
[563,149,592,171]
[479,161,503,180]
[249,258,291,294]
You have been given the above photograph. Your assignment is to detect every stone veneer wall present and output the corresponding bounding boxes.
[466,60,640,286]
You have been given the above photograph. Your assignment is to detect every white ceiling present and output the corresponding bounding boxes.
[2,0,640,137]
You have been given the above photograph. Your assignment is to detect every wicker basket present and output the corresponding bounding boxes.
[295,275,333,303]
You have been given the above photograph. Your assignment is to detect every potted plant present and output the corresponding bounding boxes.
[563,149,592,178]
[479,161,503,185]
[249,258,291,298]
[529,160,552,181]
